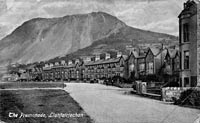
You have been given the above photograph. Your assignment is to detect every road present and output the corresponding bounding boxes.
[64,83,200,123]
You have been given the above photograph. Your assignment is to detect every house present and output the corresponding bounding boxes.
[81,52,125,81]
[166,49,180,75]
[178,0,200,87]
[2,74,19,81]
[155,48,168,75]
[125,51,139,80]
[145,47,161,75]
[162,49,180,85]
[26,46,180,84]
[137,56,146,76]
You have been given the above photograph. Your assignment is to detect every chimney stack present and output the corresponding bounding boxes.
[95,54,100,61]
[55,62,59,66]
[117,52,122,58]
[87,57,91,62]
[68,60,72,65]
[61,60,66,65]
[49,63,53,67]
[45,64,49,68]
[105,53,110,60]
[75,59,80,64]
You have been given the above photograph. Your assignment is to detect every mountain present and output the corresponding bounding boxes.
[0,12,178,67]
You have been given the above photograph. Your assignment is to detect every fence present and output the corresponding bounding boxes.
[135,81,166,95]
[134,81,161,100]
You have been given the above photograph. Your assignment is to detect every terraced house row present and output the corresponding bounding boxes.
[25,46,180,85]
[39,52,125,81]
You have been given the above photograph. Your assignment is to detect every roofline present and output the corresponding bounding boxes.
[84,56,123,66]
[178,0,198,18]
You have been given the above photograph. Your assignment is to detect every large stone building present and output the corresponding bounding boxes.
[178,0,200,87]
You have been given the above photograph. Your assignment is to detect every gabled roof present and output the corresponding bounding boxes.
[151,47,161,56]
[127,50,139,59]
[132,51,139,58]
[122,55,128,61]
[155,48,168,61]
[168,49,178,59]
[146,47,161,57]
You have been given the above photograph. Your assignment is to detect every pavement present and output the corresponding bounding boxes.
[64,83,200,123]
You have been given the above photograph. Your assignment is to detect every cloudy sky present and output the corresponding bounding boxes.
[0,0,186,40]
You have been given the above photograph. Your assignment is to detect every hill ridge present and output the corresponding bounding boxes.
[0,11,178,67]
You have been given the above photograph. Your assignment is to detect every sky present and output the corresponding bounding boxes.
[0,0,186,40]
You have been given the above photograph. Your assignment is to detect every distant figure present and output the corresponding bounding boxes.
[111,79,114,86]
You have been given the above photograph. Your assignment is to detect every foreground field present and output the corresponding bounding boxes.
[0,82,65,89]
[0,89,93,123]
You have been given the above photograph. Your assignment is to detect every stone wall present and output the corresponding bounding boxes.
[162,87,191,102]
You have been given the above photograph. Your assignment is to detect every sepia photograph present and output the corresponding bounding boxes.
[0,0,200,123]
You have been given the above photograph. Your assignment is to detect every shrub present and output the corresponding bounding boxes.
[112,76,127,83]
[175,89,200,107]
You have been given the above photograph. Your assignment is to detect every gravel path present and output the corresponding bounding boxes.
[64,83,200,123]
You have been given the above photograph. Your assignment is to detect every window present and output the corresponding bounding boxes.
[147,62,154,74]
[184,51,189,69]
[139,63,145,72]
[184,77,190,87]
[199,69,200,75]
[129,64,135,72]
[183,23,189,42]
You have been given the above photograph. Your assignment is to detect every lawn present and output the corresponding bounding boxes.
[0,82,65,89]
[0,89,93,123]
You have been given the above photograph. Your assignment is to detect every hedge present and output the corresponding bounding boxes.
[174,88,200,107]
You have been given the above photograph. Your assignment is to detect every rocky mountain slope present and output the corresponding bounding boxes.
[0,12,178,66]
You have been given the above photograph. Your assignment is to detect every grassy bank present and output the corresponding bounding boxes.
[0,89,93,123]
[0,82,65,89]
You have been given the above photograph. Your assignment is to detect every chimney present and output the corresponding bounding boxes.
[82,56,93,63]
[86,57,91,62]
[105,53,110,60]
[95,54,100,61]
[81,57,87,63]
[129,48,138,55]
[45,64,49,68]
[68,60,72,65]
[55,62,59,66]
[75,59,80,64]
[61,60,66,65]
[117,52,122,58]
[49,63,53,67]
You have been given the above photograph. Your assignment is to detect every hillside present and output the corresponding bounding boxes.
[0,11,178,67]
